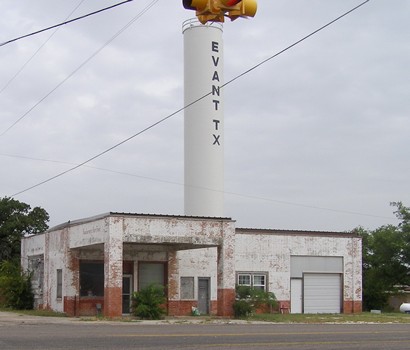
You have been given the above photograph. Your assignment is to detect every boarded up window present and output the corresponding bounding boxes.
[138,262,165,290]
[180,277,194,300]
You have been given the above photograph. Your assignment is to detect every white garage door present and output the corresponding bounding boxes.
[304,273,341,314]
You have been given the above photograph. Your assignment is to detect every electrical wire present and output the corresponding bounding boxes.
[222,0,370,88]
[1,152,393,220]
[0,0,87,95]
[0,0,160,137]
[9,0,371,198]
[0,0,134,48]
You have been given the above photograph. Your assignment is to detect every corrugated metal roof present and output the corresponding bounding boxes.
[47,212,234,232]
[235,227,359,237]
[109,212,232,221]
[45,212,357,238]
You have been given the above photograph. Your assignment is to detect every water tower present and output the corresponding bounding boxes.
[182,0,257,216]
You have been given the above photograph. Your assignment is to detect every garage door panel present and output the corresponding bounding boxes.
[304,273,341,314]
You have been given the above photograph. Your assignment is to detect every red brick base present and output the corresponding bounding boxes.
[217,288,235,317]
[168,300,197,316]
[343,300,362,313]
[104,287,122,318]
[64,296,104,317]
[63,297,362,317]
[168,300,218,316]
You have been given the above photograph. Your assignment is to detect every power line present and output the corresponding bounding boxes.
[10,0,370,197]
[0,0,134,48]
[223,0,370,88]
[1,152,393,220]
[0,0,160,137]
[0,0,87,95]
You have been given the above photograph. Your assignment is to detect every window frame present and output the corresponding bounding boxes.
[237,272,268,292]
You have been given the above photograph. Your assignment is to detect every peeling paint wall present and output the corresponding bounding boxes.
[177,248,218,300]
[21,234,45,308]
[68,218,109,249]
[122,216,227,246]
[235,230,362,308]
[42,227,69,312]
[21,214,361,316]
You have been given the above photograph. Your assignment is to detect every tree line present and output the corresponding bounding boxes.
[0,197,49,309]
[357,202,410,310]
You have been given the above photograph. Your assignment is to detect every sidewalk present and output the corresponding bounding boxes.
[0,311,255,325]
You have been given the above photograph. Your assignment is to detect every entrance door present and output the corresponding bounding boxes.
[290,278,302,314]
[122,274,132,314]
[198,278,210,315]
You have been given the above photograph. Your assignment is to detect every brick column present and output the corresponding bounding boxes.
[167,250,180,316]
[104,217,123,318]
[217,222,236,317]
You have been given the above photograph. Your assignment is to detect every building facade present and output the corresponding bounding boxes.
[21,212,362,317]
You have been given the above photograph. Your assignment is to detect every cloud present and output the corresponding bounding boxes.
[0,0,408,232]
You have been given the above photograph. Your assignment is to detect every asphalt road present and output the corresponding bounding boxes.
[0,313,409,350]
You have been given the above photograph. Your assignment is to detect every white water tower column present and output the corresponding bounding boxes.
[183,19,224,217]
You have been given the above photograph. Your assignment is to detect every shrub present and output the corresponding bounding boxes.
[131,284,166,320]
[233,285,277,318]
[0,261,33,310]
[233,299,253,318]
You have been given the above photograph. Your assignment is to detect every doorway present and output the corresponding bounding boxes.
[290,278,302,314]
[198,277,210,315]
[122,274,133,314]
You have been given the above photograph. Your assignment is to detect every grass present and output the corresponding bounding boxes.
[248,312,410,324]
[0,307,66,317]
[1,308,409,324]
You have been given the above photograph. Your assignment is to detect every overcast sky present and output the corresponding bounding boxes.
[1,0,409,232]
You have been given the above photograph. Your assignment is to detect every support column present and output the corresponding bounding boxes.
[217,222,236,316]
[167,250,181,316]
[104,217,123,318]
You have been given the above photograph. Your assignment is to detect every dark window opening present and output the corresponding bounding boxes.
[56,269,63,299]
[80,261,104,297]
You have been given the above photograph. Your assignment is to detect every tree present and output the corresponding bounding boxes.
[0,197,49,263]
[358,202,410,310]
[0,260,33,309]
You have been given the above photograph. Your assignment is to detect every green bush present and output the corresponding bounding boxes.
[131,284,166,320]
[233,299,253,318]
[0,261,33,310]
[233,285,277,318]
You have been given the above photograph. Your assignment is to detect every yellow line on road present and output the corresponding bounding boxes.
[198,339,410,348]
[112,330,409,338]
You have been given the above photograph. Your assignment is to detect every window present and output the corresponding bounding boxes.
[237,272,267,291]
[56,269,62,299]
[180,277,194,300]
[238,274,251,286]
[80,261,104,297]
[252,275,266,291]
